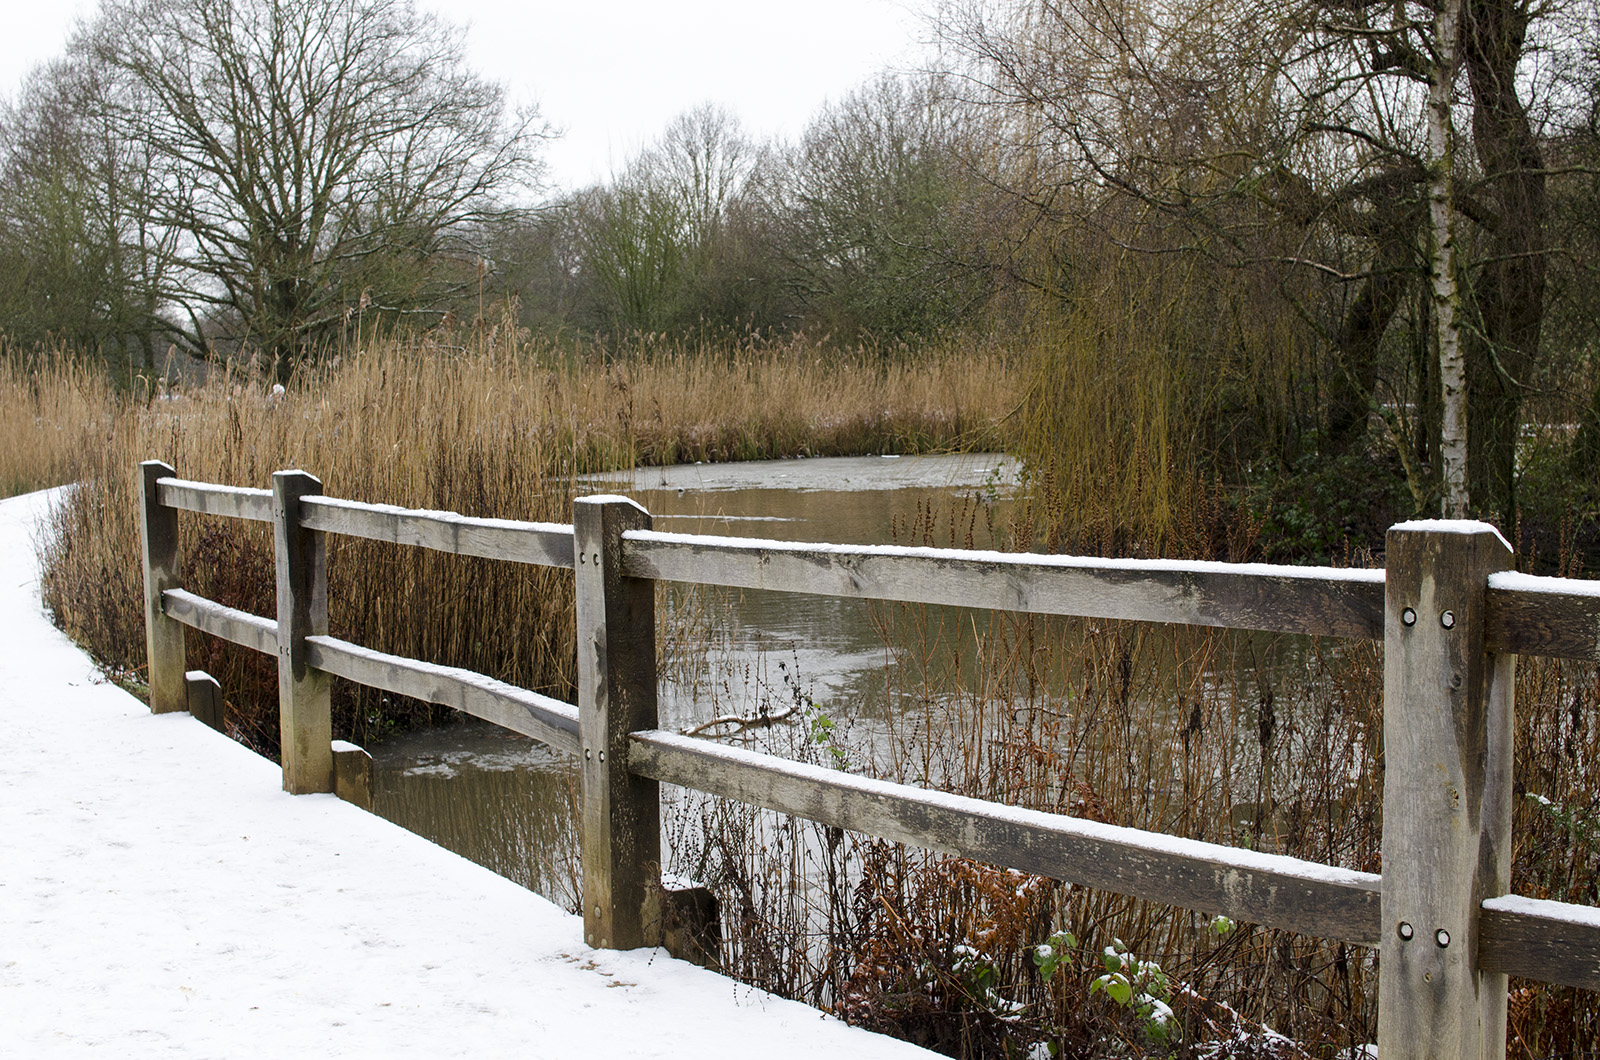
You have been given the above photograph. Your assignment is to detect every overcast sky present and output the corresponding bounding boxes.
[0,0,935,195]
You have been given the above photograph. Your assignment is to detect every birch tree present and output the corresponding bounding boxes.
[1431,0,1470,515]
[936,0,1557,517]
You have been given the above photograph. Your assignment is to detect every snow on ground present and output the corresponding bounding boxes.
[0,488,936,1059]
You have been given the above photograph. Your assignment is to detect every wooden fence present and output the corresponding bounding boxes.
[137,459,1600,1060]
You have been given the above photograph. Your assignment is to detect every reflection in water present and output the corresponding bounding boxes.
[368,452,1369,907]
[371,453,1023,905]
[371,718,580,909]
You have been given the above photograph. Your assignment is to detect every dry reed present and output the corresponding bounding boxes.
[664,503,1600,1060]
[11,331,1596,1058]
[15,331,1020,754]
[0,347,116,498]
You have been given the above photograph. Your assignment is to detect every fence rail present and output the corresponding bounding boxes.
[136,460,1600,1059]
[303,634,580,756]
[298,495,575,568]
[622,529,1390,640]
[628,728,1385,945]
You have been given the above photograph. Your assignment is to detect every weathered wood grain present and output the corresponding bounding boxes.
[298,495,574,568]
[184,670,225,732]
[1380,522,1515,1060]
[575,497,661,951]
[273,471,333,795]
[163,588,279,655]
[156,478,273,523]
[1480,896,1600,992]
[332,740,374,812]
[152,470,1600,663]
[143,469,1600,1002]
[304,634,579,757]
[622,531,1387,640]
[1485,575,1600,661]
[628,730,1383,947]
[139,461,187,714]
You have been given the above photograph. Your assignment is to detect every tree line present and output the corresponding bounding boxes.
[3,0,1599,529]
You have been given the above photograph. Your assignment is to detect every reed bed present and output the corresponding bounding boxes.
[15,332,1020,754]
[0,348,116,499]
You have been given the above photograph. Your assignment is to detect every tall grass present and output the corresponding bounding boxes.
[0,347,116,498]
[17,331,1020,754]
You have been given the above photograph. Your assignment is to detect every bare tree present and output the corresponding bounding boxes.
[936,0,1564,518]
[644,104,757,251]
[0,55,178,367]
[81,0,546,372]
[770,73,1003,341]
[565,105,775,334]
[1431,0,1470,514]
[569,179,691,332]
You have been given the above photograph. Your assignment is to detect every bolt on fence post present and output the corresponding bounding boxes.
[138,460,187,714]
[272,470,333,794]
[1380,520,1515,1060]
[574,495,660,951]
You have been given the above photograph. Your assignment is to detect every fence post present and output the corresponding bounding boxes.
[138,460,186,714]
[185,670,225,732]
[574,495,660,950]
[1379,520,1515,1060]
[272,470,333,794]
[332,740,374,811]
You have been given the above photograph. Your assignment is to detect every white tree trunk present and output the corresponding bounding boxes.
[1430,0,1469,517]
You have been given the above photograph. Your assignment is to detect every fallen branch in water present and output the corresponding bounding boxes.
[683,705,799,737]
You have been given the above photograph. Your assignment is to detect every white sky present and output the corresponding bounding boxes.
[0,0,935,196]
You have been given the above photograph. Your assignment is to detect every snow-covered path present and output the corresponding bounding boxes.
[0,489,934,1059]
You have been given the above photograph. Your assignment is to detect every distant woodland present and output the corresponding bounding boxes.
[5,0,1600,548]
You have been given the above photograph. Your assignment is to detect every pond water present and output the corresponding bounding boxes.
[370,452,1352,908]
[372,452,1030,906]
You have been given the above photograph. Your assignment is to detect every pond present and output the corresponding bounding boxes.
[370,452,1358,910]
[372,452,1033,907]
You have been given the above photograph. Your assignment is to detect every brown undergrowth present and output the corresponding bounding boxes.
[0,347,114,498]
[664,499,1600,1059]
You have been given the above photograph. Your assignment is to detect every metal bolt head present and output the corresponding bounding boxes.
[1401,608,1417,627]
[1440,609,1456,629]
[1436,928,1451,948]
[1398,921,1414,940]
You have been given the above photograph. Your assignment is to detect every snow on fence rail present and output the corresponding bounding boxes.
[137,461,1600,1060]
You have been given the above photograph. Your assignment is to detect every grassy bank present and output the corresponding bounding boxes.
[8,334,1597,1058]
[8,333,1020,753]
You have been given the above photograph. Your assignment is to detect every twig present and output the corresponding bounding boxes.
[684,704,799,737]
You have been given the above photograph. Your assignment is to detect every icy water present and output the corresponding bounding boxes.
[370,452,1344,904]
[371,453,1028,905]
